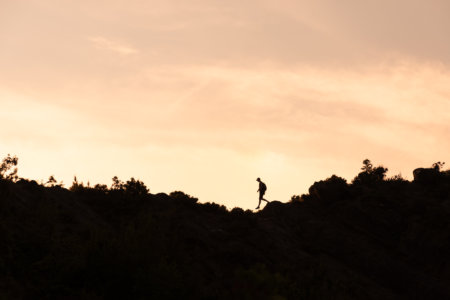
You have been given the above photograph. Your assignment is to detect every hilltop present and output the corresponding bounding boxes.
[1,158,450,299]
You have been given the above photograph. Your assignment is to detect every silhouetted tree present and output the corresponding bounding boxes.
[361,159,373,173]
[124,177,149,196]
[111,176,125,191]
[94,183,108,192]
[46,175,63,187]
[0,154,18,181]
[70,176,85,192]
[352,159,388,185]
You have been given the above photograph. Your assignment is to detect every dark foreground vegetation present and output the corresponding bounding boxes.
[1,156,450,299]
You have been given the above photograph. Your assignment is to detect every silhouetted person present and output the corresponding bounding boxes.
[256,178,269,209]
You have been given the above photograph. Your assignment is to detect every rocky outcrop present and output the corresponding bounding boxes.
[413,167,441,184]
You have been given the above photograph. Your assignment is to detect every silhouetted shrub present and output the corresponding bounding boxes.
[46,175,63,187]
[231,207,245,216]
[111,176,125,191]
[124,177,149,196]
[290,195,302,203]
[94,184,108,192]
[201,202,228,213]
[308,175,349,202]
[0,154,18,182]
[69,176,85,192]
[109,176,149,196]
[433,161,445,171]
[387,173,408,183]
[169,191,198,205]
[352,159,388,185]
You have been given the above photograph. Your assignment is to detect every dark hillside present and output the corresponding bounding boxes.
[1,160,450,299]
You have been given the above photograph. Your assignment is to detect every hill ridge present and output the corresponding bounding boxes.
[1,160,450,299]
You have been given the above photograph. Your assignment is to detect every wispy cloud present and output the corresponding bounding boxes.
[88,36,138,55]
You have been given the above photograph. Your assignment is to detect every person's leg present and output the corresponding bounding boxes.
[256,194,263,209]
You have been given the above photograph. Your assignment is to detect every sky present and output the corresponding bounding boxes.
[1,0,449,209]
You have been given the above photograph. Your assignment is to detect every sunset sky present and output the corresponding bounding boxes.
[1,0,449,209]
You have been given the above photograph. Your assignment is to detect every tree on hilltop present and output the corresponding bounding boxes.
[352,159,388,185]
[0,154,18,182]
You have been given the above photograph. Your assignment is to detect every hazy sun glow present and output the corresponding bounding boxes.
[1,0,449,209]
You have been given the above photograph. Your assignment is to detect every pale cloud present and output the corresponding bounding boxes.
[88,36,138,55]
[17,58,445,164]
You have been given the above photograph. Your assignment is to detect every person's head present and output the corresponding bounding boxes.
[256,177,260,182]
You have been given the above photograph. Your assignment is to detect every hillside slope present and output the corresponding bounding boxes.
[1,168,450,299]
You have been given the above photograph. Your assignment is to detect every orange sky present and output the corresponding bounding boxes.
[1,0,449,209]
